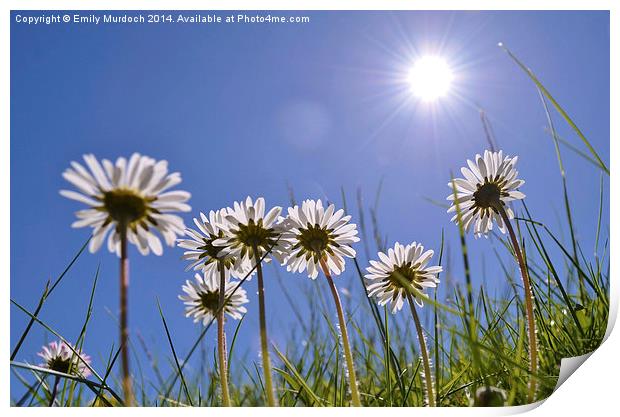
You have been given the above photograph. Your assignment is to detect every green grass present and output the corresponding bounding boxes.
[10,46,609,407]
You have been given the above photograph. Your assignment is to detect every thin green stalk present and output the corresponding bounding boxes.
[406,293,436,407]
[498,208,537,402]
[217,261,231,406]
[319,258,362,407]
[49,376,60,407]
[119,224,133,405]
[253,246,277,406]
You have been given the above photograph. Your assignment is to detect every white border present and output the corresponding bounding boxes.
[2,1,616,415]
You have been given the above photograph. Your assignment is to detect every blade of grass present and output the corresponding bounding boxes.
[500,42,608,175]
[10,361,117,403]
[538,88,587,304]
[92,344,123,407]
[434,230,445,406]
[10,298,120,400]
[273,345,325,406]
[156,298,193,406]
[227,314,245,378]
[65,264,100,405]
[11,238,90,361]
[543,128,601,169]
[12,368,46,406]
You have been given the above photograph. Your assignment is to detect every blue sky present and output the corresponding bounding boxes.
[10,10,609,399]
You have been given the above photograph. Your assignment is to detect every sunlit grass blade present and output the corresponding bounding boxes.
[273,345,325,406]
[500,42,609,175]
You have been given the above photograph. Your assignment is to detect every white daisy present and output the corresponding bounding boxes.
[60,153,191,255]
[37,341,92,377]
[280,199,360,279]
[447,150,525,238]
[179,270,249,325]
[365,242,442,313]
[177,209,253,279]
[213,197,285,266]
[212,196,282,406]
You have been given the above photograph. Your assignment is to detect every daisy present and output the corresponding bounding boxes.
[447,150,537,402]
[178,207,256,406]
[446,150,525,238]
[180,268,248,407]
[60,153,190,255]
[280,199,360,279]
[179,270,248,325]
[37,341,92,377]
[60,153,190,404]
[365,242,442,313]
[213,196,282,406]
[177,209,253,279]
[177,209,254,279]
[214,197,285,264]
[365,241,441,407]
[280,199,362,406]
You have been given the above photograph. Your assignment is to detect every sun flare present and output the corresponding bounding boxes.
[407,56,453,101]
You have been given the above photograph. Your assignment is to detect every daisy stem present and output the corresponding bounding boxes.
[253,246,277,406]
[498,207,538,402]
[49,375,60,406]
[217,261,231,407]
[406,293,436,407]
[319,258,362,407]
[119,224,133,406]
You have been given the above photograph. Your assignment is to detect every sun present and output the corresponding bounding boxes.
[407,56,454,102]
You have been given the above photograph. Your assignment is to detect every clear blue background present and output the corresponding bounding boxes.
[11,10,609,400]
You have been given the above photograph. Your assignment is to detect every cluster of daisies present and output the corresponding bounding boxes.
[176,195,450,321]
[177,197,374,322]
[35,149,526,395]
[175,149,525,321]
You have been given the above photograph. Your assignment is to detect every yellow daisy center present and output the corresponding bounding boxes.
[387,264,422,291]
[48,357,73,374]
[235,219,278,249]
[199,291,220,313]
[298,224,332,254]
[102,189,153,225]
[473,182,503,210]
